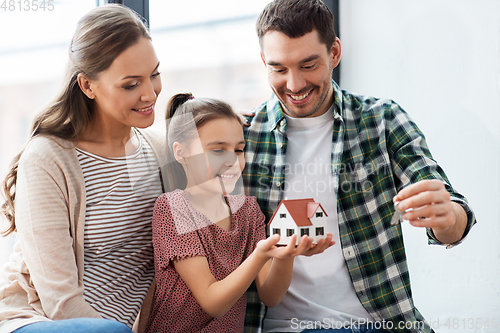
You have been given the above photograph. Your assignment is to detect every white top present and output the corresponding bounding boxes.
[263,108,374,332]
[76,130,162,327]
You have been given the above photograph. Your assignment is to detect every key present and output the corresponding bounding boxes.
[390,201,403,226]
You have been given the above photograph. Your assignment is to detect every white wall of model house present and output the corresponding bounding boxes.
[269,201,328,245]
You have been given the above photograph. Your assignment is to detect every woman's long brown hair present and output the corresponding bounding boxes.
[1,4,150,235]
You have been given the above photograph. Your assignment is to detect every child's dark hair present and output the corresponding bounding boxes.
[164,93,243,191]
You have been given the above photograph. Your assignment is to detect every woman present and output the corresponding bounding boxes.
[0,5,166,333]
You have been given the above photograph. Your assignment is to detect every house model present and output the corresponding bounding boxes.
[268,198,328,246]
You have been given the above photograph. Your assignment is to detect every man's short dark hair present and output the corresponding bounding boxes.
[256,0,337,51]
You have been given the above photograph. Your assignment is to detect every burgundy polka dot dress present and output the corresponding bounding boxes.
[146,189,266,333]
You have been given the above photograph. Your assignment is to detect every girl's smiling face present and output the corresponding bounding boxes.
[175,117,245,195]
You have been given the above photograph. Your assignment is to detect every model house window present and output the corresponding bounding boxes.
[280,213,286,218]
[316,212,323,217]
[273,228,281,236]
[316,227,324,236]
[286,229,295,236]
[300,228,310,236]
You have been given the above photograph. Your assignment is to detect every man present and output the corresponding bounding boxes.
[243,1,476,332]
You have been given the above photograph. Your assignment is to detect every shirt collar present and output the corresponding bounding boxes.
[267,96,286,132]
[331,80,343,120]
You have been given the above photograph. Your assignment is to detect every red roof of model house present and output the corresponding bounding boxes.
[268,198,328,226]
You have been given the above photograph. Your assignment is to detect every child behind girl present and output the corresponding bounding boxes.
[146,93,334,332]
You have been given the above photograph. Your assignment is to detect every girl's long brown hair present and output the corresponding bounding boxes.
[1,4,150,235]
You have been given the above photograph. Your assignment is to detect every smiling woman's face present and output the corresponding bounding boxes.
[87,37,162,131]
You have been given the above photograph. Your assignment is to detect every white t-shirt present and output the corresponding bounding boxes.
[263,108,374,332]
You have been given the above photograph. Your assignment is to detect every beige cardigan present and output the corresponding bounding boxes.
[0,128,166,333]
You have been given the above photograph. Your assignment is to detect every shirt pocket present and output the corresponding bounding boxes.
[340,149,396,197]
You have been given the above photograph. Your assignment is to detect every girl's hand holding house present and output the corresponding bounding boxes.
[253,233,334,308]
[174,233,334,317]
[255,233,335,260]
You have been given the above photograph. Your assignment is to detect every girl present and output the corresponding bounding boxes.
[146,93,334,332]
[0,5,166,333]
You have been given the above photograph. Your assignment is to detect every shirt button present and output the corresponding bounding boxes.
[279,143,284,148]
[276,182,281,188]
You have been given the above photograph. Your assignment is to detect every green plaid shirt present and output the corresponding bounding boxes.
[242,80,476,333]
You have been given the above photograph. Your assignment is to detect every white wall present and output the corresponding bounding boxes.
[339,1,500,332]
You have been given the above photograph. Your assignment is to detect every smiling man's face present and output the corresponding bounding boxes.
[261,30,340,118]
